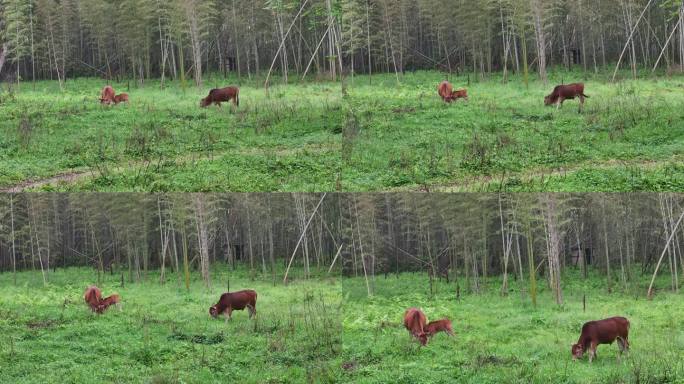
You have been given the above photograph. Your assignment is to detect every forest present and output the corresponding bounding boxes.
[0,0,684,86]
[2,193,683,299]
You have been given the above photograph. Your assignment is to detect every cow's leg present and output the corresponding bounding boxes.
[247,304,255,319]
[223,308,233,323]
[579,96,585,112]
[589,341,598,363]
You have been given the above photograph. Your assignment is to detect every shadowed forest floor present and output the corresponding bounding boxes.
[0,70,682,192]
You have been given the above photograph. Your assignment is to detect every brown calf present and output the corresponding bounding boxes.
[97,294,121,314]
[425,319,454,338]
[113,93,129,104]
[209,289,257,322]
[403,307,428,346]
[438,81,468,103]
[572,316,630,362]
[451,88,468,102]
[544,83,589,110]
[200,86,240,108]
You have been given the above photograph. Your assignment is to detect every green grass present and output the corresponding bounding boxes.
[0,267,342,384]
[340,271,684,384]
[1,70,682,192]
[2,267,684,383]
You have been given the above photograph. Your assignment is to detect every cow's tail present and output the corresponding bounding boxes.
[582,93,590,98]
[412,310,424,332]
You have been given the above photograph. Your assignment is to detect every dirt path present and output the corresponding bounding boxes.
[0,144,336,192]
[402,158,682,192]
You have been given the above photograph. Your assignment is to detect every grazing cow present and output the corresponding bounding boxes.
[438,81,454,102]
[403,307,428,346]
[84,286,103,312]
[438,81,468,103]
[451,88,468,101]
[544,83,589,110]
[100,85,116,105]
[425,319,454,338]
[113,93,129,104]
[200,86,240,108]
[97,294,121,314]
[209,289,257,322]
[572,316,630,362]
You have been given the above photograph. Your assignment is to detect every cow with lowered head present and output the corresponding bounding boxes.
[437,81,468,103]
[545,83,589,111]
[100,85,116,105]
[97,294,121,313]
[209,289,257,322]
[572,316,630,362]
[84,286,103,312]
[200,86,240,108]
[84,285,121,314]
[403,307,428,346]
[425,318,455,339]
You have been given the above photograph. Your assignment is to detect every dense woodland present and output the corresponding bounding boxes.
[0,0,684,88]
[0,194,682,303]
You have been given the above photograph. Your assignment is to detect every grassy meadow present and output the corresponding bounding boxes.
[0,267,342,384]
[2,267,684,383]
[0,70,682,192]
[341,271,684,384]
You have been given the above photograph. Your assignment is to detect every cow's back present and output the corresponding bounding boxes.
[221,289,257,310]
[404,307,426,332]
[582,316,629,343]
[84,286,102,310]
[438,81,453,100]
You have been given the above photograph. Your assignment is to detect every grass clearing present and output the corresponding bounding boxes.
[0,268,342,384]
[341,271,684,384]
[0,71,682,191]
[2,267,684,383]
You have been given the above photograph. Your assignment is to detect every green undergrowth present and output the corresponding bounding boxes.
[1,70,682,191]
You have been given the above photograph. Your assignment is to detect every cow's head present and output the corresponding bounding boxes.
[209,305,219,318]
[200,97,211,108]
[544,94,556,106]
[571,343,584,360]
[417,332,428,346]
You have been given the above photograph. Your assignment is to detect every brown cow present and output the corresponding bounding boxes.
[113,93,129,105]
[84,286,103,312]
[425,319,454,338]
[451,88,468,102]
[438,81,454,102]
[200,86,240,108]
[571,316,630,362]
[100,85,116,105]
[403,307,428,346]
[97,294,121,314]
[438,81,468,103]
[544,83,589,110]
[209,289,257,322]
